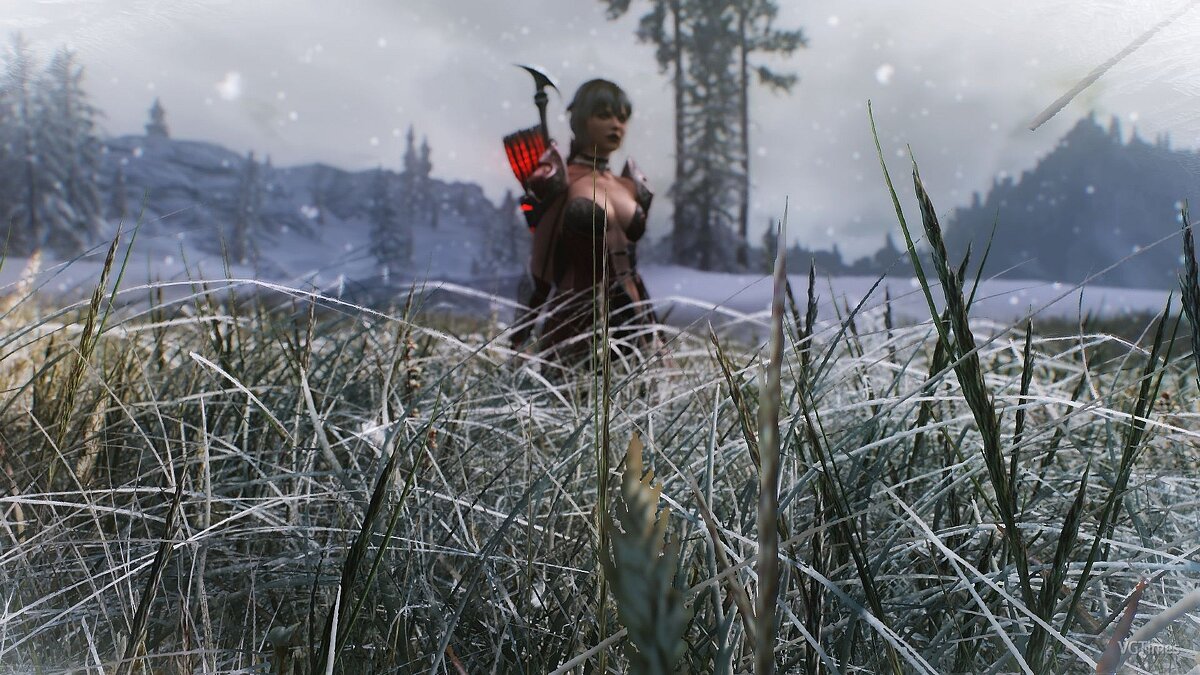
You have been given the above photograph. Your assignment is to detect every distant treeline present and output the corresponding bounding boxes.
[948,114,1200,289]
[0,35,105,256]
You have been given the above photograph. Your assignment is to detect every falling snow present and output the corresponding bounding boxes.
[216,72,242,101]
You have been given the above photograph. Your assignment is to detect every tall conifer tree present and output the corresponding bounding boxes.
[600,0,803,270]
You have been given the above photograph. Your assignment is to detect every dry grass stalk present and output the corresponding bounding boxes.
[755,213,787,675]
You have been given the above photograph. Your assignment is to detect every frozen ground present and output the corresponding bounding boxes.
[0,222,1172,341]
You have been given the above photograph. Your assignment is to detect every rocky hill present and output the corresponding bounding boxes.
[98,132,527,283]
[947,114,1200,289]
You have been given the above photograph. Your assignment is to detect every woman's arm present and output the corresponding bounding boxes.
[512,146,570,350]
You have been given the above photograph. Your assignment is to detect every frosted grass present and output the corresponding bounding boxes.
[0,254,1197,673]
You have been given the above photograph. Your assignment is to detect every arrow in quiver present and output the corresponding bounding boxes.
[504,125,547,187]
[503,125,549,229]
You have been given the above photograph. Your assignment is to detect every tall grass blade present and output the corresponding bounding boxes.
[755,204,787,675]
[1178,202,1200,389]
[911,158,1033,606]
[114,477,184,675]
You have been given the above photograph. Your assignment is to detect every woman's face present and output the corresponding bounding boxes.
[581,107,628,158]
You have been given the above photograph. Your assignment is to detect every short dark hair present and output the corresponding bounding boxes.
[566,79,632,142]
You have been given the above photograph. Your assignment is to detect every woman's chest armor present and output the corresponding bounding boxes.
[564,175,645,240]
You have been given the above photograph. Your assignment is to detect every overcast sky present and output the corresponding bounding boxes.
[8,0,1200,258]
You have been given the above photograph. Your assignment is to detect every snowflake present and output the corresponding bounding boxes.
[216,72,242,101]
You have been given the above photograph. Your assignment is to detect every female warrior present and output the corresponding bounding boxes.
[510,78,656,372]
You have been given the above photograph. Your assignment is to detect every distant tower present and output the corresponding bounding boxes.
[145,98,169,139]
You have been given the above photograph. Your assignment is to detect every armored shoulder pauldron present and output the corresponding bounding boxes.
[621,158,653,213]
[515,144,569,230]
[526,144,568,203]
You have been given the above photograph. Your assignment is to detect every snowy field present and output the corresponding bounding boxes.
[0,225,1173,341]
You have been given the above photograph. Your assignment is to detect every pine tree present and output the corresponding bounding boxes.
[41,47,104,251]
[732,0,805,267]
[676,0,743,271]
[871,231,902,269]
[602,0,690,265]
[0,34,47,255]
[419,136,435,228]
[398,127,420,225]
[145,97,168,138]
[397,126,437,230]
[308,165,331,225]
[369,167,411,278]
[601,0,803,271]
[760,216,778,273]
[0,38,105,255]
[474,189,523,278]
[602,0,741,271]
[110,164,129,221]
[230,151,261,263]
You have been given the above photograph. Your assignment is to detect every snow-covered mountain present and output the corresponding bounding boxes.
[97,132,528,286]
[0,131,1173,331]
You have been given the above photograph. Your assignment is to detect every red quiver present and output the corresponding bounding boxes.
[502,126,549,230]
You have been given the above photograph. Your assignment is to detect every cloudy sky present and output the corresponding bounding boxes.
[8,0,1200,258]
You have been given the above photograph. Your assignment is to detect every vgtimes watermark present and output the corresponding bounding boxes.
[1117,639,1198,660]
